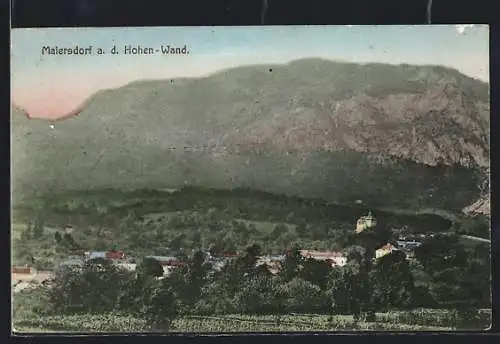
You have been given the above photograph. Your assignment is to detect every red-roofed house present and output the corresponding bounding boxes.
[220,251,239,258]
[106,251,126,260]
[12,266,36,274]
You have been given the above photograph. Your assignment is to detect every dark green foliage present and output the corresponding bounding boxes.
[452,215,490,238]
[33,213,45,238]
[270,223,289,240]
[232,273,282,314]
[20,221,33,240]
[415,234,490,307]
[47,258,179,328]
[281,245,304,282]
[54,232,62,244]
[370,251,415,310]
[137,258,164,279]
[142,279,178,331]
[281,278,330,313]
[415,234,467,273]
[13,185,490,324]
[13,186,458,259]
[62,233,77,248]
[353,225,393,259]
[338,246,373,319]
[49,261,135,314]
[239,244,262,273]
[34,228,489,330]
[299,258,331,290]
[174,250,212,310]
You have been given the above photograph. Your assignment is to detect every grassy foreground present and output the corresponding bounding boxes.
[12,283,491,334]
[13,312,455,333]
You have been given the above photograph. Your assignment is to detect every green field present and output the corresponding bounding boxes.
[12,312,457,333]
[142,211,296,234]
[236,219,297,234]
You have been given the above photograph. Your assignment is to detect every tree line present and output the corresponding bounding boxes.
[33,231,490,331]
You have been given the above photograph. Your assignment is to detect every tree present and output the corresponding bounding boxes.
[450,215,489,238]
[370,250,415,311]
[208,240,225,257]
[63,233,77,248]
[282,278,330,313]
[415,234,467,273]
[182,250,211,306]
[214,258,242,299]
[408,260,435,307]
[33,213,45,238]
[270,223,288,240]
[49,260,135,314]
[85,257,111,269]
[119,211,138,232]
[117,274,149,314]
[238,243,262,275]
[175,250,189,262]
[355,226,393,266]
[299,258,331,290]
[194,280,236,315]
[191,231,202,247]
[54,232,62,244]
[414,234,489,306]
[232,273,282,314]
[137,257,164,279]
[327,268,350,314]
[142,279,178,331]
[248,223,258,233]
[222,231,239,252]
[281,245,304,282]
[329,246,373,320]
[464,251,491,307]
[20,221,33,240]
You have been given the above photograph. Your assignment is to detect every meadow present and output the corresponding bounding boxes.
[12,310,457,333]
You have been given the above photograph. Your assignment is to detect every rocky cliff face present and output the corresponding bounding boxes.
[10,59,490,214]
[222,82,489,169]
[463,197,490,216]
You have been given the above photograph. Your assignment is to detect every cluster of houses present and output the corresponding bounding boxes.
[53,245,418,279]
[46,211,427,279]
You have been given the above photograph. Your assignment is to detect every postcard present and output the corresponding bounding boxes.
[10,25,491,334]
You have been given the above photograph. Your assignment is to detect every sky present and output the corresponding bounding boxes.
[11,25,489,118]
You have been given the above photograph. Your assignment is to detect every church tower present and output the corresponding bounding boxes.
[355,211,377,234]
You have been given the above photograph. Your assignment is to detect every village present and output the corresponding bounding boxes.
[12,212,429,286]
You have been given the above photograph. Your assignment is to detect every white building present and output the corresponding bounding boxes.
[331,255,347,267]
[116,263,136,271]
[85,251,107,260]
[115,263,176,277]
[396,240,422,250]
[375,244,398,259]
[299,250,347,267]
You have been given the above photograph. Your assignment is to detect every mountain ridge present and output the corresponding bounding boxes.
[11,59,490,215]
[13,58,489,121]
